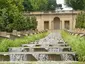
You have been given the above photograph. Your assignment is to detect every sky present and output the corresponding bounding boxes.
[56,0,73,10]
[56,0,64,4]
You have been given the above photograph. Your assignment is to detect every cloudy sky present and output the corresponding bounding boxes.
[56,0,72,10]
[56,0,64,4]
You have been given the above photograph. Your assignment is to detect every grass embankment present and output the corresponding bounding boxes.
[61,30,85,61]
[0,32,48,52]
[73,62,85,64]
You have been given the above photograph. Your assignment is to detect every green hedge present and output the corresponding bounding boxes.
[0,32,48,52]
[76,12,85,28]
[61,30,85,61]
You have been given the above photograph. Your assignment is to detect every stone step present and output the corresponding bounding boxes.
[9,46,71,52]
[0,52,75,55]
[0,52,77,61]
[0,36,10,39]
[9,46,71,49]
[22,43,69,47]
[0,61,78,64]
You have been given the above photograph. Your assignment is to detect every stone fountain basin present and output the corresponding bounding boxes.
[0,61,78,64]
[9,46,71,52]
[0,52,76,61]
[22,43,69,47]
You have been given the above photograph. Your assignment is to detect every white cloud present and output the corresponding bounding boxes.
[56,0,73,10]
[56,0,64,4]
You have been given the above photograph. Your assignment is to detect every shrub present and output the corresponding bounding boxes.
[0,32,48,52]
[0,0,37,32]
[25,16,37,30]
[76,12,85,28]
[61,30,85,61]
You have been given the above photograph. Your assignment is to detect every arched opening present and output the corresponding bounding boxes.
[53,17,60,30]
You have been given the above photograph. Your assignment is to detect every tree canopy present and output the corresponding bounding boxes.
[0,0,57,32]
[76,12,85,28]
[23,0,33,11]
[23,0,57,11]
[0,0,37,32]
[47,0,57,11]
[65,0,85,10]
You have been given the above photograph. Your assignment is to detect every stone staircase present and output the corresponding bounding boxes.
[0,32,78,64]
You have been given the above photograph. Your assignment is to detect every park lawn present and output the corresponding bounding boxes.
[61,30,85,62]
[0,32,48,52]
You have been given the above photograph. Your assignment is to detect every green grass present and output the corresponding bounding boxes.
[72,62,85,64]
[61,30,85,61]
[0,32,48,52]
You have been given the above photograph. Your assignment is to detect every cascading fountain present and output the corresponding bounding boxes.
[61,54,74,61]
[10,54,27,61]
[8,32,77,62]
[9,48,28,61]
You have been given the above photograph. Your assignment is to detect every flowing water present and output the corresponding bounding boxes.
[0,31,78,64]
[8,32,77,61]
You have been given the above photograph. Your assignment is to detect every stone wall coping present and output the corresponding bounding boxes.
[24,11,81,15]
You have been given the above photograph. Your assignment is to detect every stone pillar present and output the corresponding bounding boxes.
[41,16,45,31]
[72,19,76,30]
[62,20,64,29]
[37,20,44,31]
[70,20,72,30]
[60,20,62,29]
[49,21,51,30]
[49,20,53,30]
[73,16,76,30]
[12,30,17,35]
[51,21,53,30]
[37,16,44,31]
[49,15,53,30]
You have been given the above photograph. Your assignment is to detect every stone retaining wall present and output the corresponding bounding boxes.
[0,30,48,39]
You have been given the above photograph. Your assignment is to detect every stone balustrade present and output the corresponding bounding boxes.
[0,30,48,39]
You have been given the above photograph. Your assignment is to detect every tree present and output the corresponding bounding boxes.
[29,17,37,29]
[23,0,33,11]
[0,0,37,32]
[0,0,25,32]
[29,0,48,11]
[0,0,24,11]
[76,12,85,28]
[23,0,57,11]
[26,16,37,30]
[65,0,84,10]
[47,0,57,11]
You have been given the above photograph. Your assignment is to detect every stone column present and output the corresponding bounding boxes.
[41,16,44,31]
[37,16,44,31]
[48,15,53,30]
[52,21,54,30]
[72,15,76,30]
[60,20,62,29]
[49,20,54,30]
[70,20,72,30]
[62,20,64,29]
[49,21,51,30]
[36,20,40,31]
[73,19,76,30]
